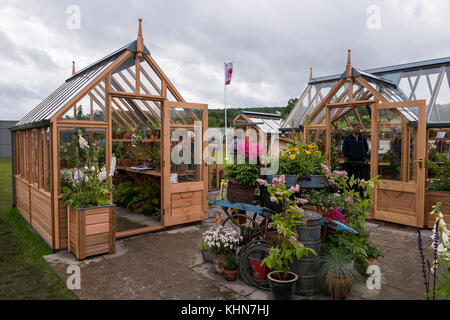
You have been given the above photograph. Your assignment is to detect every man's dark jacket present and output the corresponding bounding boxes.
[342,133,369,162]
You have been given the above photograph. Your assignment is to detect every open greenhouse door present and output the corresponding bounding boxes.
[370,100,426,227]
[162,101,209,226]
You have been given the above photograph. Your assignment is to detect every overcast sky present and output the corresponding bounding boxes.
[1,0,450,120]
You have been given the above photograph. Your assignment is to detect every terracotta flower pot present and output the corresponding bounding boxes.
[212,254,226,274]
[223,269,238,281]
[124,131,132,139]
[325,273,354,299]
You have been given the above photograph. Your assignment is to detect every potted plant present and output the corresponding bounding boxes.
[123,126,133,140]
[118,125,129,139]
[198,241,213,264]
[257,175,316,300]
[224,139,263,204]
[223,254,239,281]
[150,144,161,171]
[112,126,119,139]
[61,130,116,260]
[145,121,155,139]
[279,142,327,189]
[201,225,241,274]
[319,249,361,299]
[154,124,161,139]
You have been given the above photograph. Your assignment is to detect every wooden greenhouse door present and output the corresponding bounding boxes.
[370,100,426,227]
[162,101,209,226]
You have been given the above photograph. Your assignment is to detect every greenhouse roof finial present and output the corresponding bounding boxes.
[309,67,313,80]
[72,61,75,75]
[137,18,144,54]
[346,49,352,77]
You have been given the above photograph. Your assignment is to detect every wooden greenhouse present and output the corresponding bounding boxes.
[282,50,450,228]
[10,19,209,251]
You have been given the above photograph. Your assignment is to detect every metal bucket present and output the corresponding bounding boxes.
[293,211,322,296]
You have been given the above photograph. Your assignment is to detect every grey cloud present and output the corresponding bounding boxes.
[2,0,450,120]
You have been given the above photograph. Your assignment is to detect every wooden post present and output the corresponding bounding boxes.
[325,106,331,167]
[105,75,112,201]
[37,128,43,189]
[161,99,170,226]
[43,127,49,192]
[369,104,379,219]
[51,123,60,249]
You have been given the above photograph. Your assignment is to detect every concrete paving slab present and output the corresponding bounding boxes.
[44,218,433,300]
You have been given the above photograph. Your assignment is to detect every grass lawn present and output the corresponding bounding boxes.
[0,158,77,300]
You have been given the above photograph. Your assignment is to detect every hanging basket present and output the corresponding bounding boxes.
[227,180,255,204]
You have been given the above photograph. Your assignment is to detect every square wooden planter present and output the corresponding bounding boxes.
[68,205,116,260]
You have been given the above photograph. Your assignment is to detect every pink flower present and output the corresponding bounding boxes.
[332,170,348,179]
[297,198,309,205]
[289,236,297,245]
[290,184,300,193]
[321,164,331,175]
[236,139,265,161]
[323,208,346,224]
[256,178,268,186]
[270,196,277,203]
[276,191,283,196]
[345,197,354,204]
[297,241,304,248]
[328,179,337,185]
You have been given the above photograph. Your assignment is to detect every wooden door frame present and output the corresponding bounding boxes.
[370,100,426,227]
[162,100,209,227]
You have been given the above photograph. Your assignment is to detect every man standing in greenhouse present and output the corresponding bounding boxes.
[342,122,370,180]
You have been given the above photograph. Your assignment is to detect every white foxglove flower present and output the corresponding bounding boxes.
[98,167,107,181]
[109,156,116,177]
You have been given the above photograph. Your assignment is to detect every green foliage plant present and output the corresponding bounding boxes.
[257,176,316,280]
[427,153,450,191]
[61,130,114,209]
[224,255,239,271]
[279,142,325,179]
[321,164,382,272]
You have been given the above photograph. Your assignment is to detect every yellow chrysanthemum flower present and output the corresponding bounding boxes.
[308,145,314,149]
[290,155,296,160]
[305,150,312,155]
[293,147,299,152]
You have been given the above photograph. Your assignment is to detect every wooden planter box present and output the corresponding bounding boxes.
[425,190,450,228]
[68,205,116,260]
[227,181,255,204]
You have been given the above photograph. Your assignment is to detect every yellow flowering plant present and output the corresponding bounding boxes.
[279,142,325,179]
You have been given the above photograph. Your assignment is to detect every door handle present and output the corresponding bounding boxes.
[413,158,423,169]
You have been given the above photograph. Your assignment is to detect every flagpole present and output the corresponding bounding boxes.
[224,62,229,161]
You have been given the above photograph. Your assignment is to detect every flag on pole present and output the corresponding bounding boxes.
[225,62,233,85]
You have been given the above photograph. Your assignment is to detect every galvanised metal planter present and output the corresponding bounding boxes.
[299,175,328,189]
